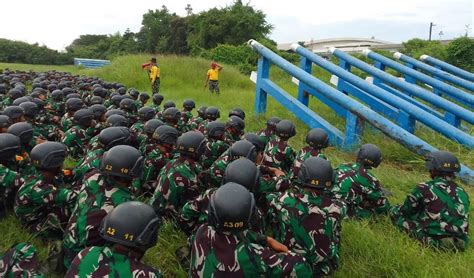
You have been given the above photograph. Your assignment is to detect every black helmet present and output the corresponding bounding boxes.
[12,96,32,106]
[139,93,150,102]
[51,90,64,101]
[298,157,333,190]
[197,106,207,117]
[93,87,107,98]
[229,140,257,162]
[0,133,21,161]
[226,116,245,132]
[65,93,81,100]
[208,182,256,233]
[243,133,265,153]
[229,108,245,120]
[128,89,139,99]
[100,145,143,179]
[0,115,11,128]
[142,119,163,135]
[62,87,75,96]
[153,125,179,146]
[7,122,33,146]
[163,107,181,123]
[98,127,131,150]
[66,98,84,112]
[138,107,156,121]
[90,104,107,119]
[31,98,45,110]
[152,94,164,105]
[120,98,136,112]
[276,120,296,139]
[306,128,329,149]
[30,142,67,169]
[206,121,226,140]
[19,102,38,118]
[425,151,460,173]
[73,109,94,127]
[105,109,126,118]
[205,106,220,120]
[8,88,23,100]
[266,117,281,128]
[176,131,206,159]
[106,114,129,127]
[100,201,160,251]
[47,83,58,92]
[90,96,104,105]
[163,101,176,110]
[3,106,24,120]
[356,144,382,168]
[0,84,7,94]
[111,95,124,106]
[183,99,195,110]
[116,87,127,95]
[224,158,260,192]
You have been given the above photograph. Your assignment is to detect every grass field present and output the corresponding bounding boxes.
[1,55,473,277]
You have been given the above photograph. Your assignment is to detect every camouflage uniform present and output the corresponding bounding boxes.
[257,127,277,146]
[0,163,24,210]
[291,147,328,177]
[181,110,193,125]
[150,104,161,114]
[130,121,145,136]
[262,138,296,172]
[206,150,231,187]
[189,116,204,131]
[66,246,162,278]
[141,148,171,194]
[60,113,74,132]
[267,190,346,275]
[62,173,134,267]
[190,224,312,277]
[62,125,89,159]
[150,157,202,218]
[72,149,104,182]
[224,130,242,145]
[331,163,390,218]
[201,139,230,170]
[389,177,470,250]
[197,119,212,134]
[14,173,77,236]
[0,243,44,278]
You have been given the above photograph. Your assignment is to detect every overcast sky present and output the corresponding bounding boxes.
[0,0,472,50]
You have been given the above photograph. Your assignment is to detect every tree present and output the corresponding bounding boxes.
[446,37,474,71]
[136,6,177,53]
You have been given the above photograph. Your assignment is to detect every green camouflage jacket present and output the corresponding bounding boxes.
[62,125,89,159]
[0,163,24,207]
[291,146,328,177]
[201,139,230,170]
[331,163,390,218]
[73,148,104,182]
[262,138,295,172]
[257,127,277,146]
[389,177,470,250]
[189,116,204,130]
[0,243,44,278]
[60,113,74,132]
[267,190,347,275]
[190,225,312,277]
[142,147,171,194]
[66,246,162,278]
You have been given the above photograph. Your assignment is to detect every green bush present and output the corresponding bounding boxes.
[446,37,474,72]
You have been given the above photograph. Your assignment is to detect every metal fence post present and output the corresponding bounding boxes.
[297,57,311,106]
[344,112,363,148]
[254,56,270,114]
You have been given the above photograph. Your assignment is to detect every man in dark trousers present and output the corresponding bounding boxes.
[205,62,223,95]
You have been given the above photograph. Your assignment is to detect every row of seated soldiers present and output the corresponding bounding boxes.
[0,70,470,277]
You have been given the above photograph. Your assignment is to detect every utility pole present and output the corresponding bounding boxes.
[429,22,436,41]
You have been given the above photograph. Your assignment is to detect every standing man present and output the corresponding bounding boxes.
[149,58,160,94]
[205,62,223,95]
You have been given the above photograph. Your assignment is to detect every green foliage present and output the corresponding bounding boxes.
[446,37,474,72]
[198,43,257,75]
[401,38,448,60]
[0,39,71,65]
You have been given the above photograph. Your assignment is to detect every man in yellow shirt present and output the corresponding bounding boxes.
[149,57,160,94]
[205,62,223,95]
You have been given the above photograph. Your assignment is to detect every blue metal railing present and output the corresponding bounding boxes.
[74,58,111,69]
[291,45,473,148]
[247,39,473,184]
[420,55,474,82]
[393,52,474,92]
[362,50,474,109]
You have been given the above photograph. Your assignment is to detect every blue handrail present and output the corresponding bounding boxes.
[420,55,474,82]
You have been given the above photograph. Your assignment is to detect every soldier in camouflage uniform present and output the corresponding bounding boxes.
[224,115,245,144]
[201,121,230,169]
[0,243,44,277]
[139,92,150,108]
[14,142,77,237]
[189,105,206,130]
[262,119,296,172]
[62,109,95,160]
[197,106,220,134]
[190,182,312,277]
[389,151,469,251]
[107,95,123,111]
[229,107,246,120]
[150,94,164,114]
[162,107,186,133]
[62,145,144,268]
[257,116,280,146]
[66,201,162,277]
[3,106,25,124]
[331,144,390,218]
[142,125,179,194]
[0,134,23,217]
[267,157,347,275]
[181,99,195,125]
[139,119,165,154]
[291,128,329,177]
[206,140,257,188]
[6,122,36,178]
[120,98,138,124]
[130,107,156,137]
[150,131,205,218]
[61,98,83,132]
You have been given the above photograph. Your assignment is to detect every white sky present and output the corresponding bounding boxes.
[0,0,472,51]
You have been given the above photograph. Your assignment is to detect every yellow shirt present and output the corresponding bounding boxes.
[207,68,219,81]
[150,65,160,82]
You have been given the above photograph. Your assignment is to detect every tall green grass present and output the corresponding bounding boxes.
[1,56,473,277]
